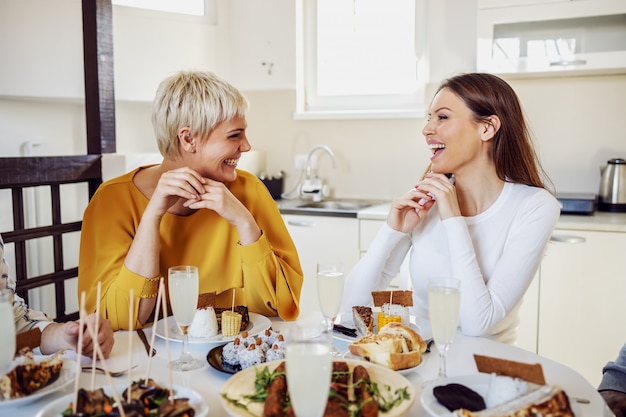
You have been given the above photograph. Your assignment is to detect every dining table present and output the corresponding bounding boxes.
[6,315,614,417]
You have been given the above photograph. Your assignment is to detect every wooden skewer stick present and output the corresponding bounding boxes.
[144,277,164,381]
[90,282,101,390]
[159,280,174,404]
[83,310,126,417]
[231,288,235,312]
[127,288,134,404]
[72,292,86,415]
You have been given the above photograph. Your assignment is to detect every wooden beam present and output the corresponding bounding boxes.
[82,0,116,155]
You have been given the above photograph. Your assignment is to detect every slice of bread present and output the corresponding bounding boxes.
[352,306,373,336]
[371,290,413,307]
[348,322,425,371]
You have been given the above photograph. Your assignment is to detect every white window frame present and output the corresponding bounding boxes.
[295,0,428,120]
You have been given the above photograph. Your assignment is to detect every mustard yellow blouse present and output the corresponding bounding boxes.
[78,167,303,330]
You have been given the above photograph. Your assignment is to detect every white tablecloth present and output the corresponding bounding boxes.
[5,317,613,416]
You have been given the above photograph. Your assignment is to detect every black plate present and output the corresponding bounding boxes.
[207,345,242,374]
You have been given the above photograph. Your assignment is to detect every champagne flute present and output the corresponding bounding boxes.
[285,318,332,417]
[428,277,460,379]
[0,291,16,375]
[168,265,203,371]
[316,262,344,355]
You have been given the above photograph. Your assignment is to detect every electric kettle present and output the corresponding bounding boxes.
[598,158,626,212]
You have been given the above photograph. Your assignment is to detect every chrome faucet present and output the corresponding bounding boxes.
[300,145,337,201]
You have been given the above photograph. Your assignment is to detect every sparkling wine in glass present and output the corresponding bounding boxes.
[286,319,332,417]
[0,291,16,375]
[168,265,203,371]
[316,262,344,355]
[428,277,460,379]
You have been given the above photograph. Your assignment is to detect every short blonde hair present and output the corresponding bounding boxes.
[151,70,249,159]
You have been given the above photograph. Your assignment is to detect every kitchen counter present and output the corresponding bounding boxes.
[356,203,626,232]
[276,198,386,218]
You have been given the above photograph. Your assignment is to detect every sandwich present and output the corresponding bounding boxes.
[348,322,427,370]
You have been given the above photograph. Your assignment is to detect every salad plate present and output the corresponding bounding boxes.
[220,358,415,417]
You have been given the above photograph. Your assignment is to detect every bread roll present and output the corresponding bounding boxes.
[378,322,427,353]
[348,323,425,371]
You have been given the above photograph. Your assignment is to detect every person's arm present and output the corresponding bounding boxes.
[234,179,304,320]
[39,313,114,358]
[78,176,161,331]
[444,188,560,337]
[342,222,412,310]
[599,343,626,417]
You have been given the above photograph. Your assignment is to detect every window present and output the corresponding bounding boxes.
[111,0,208,17]
[296,0,427,120]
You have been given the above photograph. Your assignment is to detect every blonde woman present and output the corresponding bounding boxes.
[79,71,303,330]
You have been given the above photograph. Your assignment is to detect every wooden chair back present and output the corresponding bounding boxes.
[0,156,102,322]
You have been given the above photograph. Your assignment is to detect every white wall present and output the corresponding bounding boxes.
[1,0,626,200]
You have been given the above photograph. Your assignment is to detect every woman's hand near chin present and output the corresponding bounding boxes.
[184,179,262,245]
[386,188,434,233]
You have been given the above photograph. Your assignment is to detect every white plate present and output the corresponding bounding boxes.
[341,351,426,375]
[221,358,415,417]
[334,315,430,343]
[0,355,76,409]
[154,312,271,345]
[420,375,580,417]
[35,383,209,417]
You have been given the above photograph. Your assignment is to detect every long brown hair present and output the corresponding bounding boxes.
[437,73,552,191]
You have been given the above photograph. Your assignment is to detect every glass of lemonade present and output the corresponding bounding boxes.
[316,262,345,355]
[428,277,460,379]
[168,265,203,372]
[0,291,16,374]
[286,318,332,417]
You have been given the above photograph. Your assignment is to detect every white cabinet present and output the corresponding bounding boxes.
[283,214,359,315]
[536,229,626,387]
[516,270,540,353]
[477,0,626,77]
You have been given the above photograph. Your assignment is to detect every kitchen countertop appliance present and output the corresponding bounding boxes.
[598,158,626,212]
[556,193,597,215]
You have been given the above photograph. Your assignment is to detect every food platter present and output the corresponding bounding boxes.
[0,356,76,409]
[220,358,415,417]
[207,345,239,375]
[420,375,578,417]
[35,383,209,417]
[154,312,271,346]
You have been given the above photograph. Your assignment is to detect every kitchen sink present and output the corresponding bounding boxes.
[277,198,386,217]
[295,200,374,211]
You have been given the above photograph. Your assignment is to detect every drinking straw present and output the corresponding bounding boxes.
[90,282,101,390]
[83,309,126,417]
[127,289,134,404]
[72,292,85,414]
[144,277,164,381]
[390,290,393,305]
[160,280,174,403]
[231,288,235,312]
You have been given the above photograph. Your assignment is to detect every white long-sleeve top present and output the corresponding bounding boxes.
[343,182,560,344]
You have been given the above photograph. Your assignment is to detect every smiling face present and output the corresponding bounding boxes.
[422,88,492,175]
[192,115,251,183]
